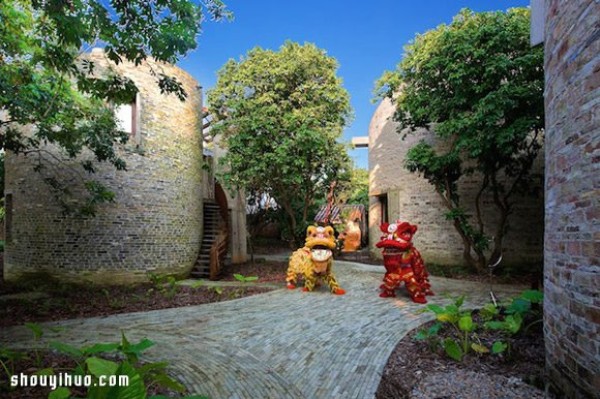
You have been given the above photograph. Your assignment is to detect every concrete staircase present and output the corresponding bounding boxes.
[191,201,227,279]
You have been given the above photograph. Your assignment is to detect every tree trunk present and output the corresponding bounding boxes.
[281,200,299,249]
[247,235,255,265]
[436,186,482,273]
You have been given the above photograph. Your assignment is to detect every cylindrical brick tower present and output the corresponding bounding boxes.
[3,49,204,284]
[542,1,599,398]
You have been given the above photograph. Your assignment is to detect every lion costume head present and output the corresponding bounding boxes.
[375,220,418,252]
[305,225,336,262]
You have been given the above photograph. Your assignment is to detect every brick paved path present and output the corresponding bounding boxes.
[0,260,526,399]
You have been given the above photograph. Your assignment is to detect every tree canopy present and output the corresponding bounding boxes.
[208,41,353,245]
[337,167,369,208]
[0,0,230,213]
[375,8,544,272]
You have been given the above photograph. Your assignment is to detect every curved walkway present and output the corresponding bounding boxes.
[0,260,527,399]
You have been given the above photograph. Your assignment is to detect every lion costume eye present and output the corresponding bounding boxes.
[388,223,398,233]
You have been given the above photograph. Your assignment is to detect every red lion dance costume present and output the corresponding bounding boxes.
[376,220,434,303]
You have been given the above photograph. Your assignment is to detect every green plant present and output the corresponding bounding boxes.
[231,274,259,299]
[233,274,259,283]
[208,41,353,248]
[148,273,179,299]
[190,280,204,289]
[0,347,28,384]
[416,290,544,362]
[209,286,224,296]
[24,322,44,367]
[421,296,479,361]
[483,289,544,354]
[48,333,206,398]
[101,288,125,310]
[414,322,443,351]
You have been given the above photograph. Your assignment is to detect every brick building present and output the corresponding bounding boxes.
[3,49,247,284]
[533,0,600,397]
[367,98,544,267]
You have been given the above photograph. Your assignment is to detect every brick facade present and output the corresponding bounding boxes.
[368,98,544,267]
[543,1,600,397]
[3,49,204,284]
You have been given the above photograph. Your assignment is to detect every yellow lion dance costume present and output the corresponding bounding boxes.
[286,225,345,295]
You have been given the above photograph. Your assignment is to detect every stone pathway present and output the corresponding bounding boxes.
[0,260,527,399]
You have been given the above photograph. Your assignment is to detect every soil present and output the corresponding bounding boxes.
[376,311,550,399]
[220,258,288,283]
[0,260,288,328]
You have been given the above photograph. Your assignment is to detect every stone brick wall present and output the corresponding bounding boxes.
[368,98,544,267]
[543,1,600,397]
[3,49,204,284]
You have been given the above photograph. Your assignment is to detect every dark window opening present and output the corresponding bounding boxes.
[379,194,388,223]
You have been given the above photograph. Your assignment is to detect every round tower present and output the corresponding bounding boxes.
[3,49,204,283]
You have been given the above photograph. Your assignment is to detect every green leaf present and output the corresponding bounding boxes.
[83,343,120,355]
[504,314,523,334]
[458,315,474,332]
[190,280,204,289]
[471,343,489,354]
[426,304,445,315]
[437,312,459,324]
[521,290,543,304]
[128,338,154,353]
[25,322,43,340]
[136,361,169,375]
[445,304,460,316]
[454,295,465,308]
[414,330,428,341]
[87,361,145,399]
[49,387,71,399]
[34,367,55,375]
[50,341,83,358]
[428,322,443,335]
[492,341,508,354]
[152,373,186,393]
[506,298,531,315]
[480,303,499,321]
[443,338,463,361]
[86,357,119,377]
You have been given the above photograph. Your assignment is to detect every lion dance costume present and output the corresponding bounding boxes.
[286,225,346,295]
[376,220,433,303]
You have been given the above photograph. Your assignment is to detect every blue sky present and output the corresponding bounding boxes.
[178,0,531,170]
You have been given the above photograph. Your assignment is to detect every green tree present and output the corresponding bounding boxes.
[208,41,353,247]
[375,8,544,272]
[338,167,369,208]
[0,0,230,214]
